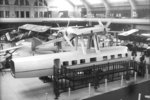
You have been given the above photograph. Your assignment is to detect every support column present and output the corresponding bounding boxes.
[129,0,138,18]
[87,35,92,49]
[101,0,111,17]
[53,59,60,99]
[66,0,80,17]
[80,35,86,55]
[75,36,78,50]
[93,33,99,53]
[80,0,92,17]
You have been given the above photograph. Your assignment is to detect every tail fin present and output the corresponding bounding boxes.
[31,37,43,51]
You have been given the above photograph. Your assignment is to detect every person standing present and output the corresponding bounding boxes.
[0,43,3,50]
[138,54,146,77]
[131,44,137,60]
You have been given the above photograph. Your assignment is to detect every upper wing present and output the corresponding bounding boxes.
[118,29,139,36]
[19,24,50,33]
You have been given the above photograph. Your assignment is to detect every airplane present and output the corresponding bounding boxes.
[30,19,109,54]
[118,29,150,43]
[5,19,134,83]
[8,21,130,79]
[3,24,52,42]
[0,28,16,37]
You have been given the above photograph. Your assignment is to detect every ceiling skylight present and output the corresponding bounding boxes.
[86,0,102,5]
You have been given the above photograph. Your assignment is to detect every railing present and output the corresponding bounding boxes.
[53,60,139,99]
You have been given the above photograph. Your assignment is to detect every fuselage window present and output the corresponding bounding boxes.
[118,54,122,58]
[111,55,115,59]
[125,53,128,57]
[72,60,77,65]
[90,57,96,62]
[103,56,107,60]
[63,61,69,66]
[80,59,85,64]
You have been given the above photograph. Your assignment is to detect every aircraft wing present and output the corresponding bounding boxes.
[68,25,104,35]
[118,29,139,36]
[50,27,63,31]
[141,33,150,37]
[0,45,23,54]
[19,24,51,33]
[51,26,83,31]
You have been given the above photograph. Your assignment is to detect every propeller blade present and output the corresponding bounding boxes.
[63,32,74,47]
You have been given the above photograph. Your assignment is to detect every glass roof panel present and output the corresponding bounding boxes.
[107,0,128,3]
[86,0,102,5]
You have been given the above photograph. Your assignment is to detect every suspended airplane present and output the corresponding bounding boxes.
[118,29,150,43]
[4,24,51,42]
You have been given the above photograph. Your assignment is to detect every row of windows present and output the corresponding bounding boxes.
[62,53,128,66]
[0,0,47,6]
[15,11,30,18]
[0,11,51,18]
[34,0,47,6]
[0,0,9,5]
[34,11,51,18]
[0,11,9,18]
[14,0,29,6]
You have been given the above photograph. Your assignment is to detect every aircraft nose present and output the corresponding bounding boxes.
[9,60,15,77]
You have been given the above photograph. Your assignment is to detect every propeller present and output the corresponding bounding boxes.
[98,20,111,34]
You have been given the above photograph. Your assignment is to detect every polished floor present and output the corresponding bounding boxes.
[0,42,150,100]
[0,70,150,100]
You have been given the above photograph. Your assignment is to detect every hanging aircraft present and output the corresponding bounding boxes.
[3,24,51,42]
[118,29,150,43]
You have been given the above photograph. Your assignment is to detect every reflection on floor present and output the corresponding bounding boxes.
[0,71,150,100]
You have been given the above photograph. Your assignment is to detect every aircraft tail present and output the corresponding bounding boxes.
[31,37,43,51]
